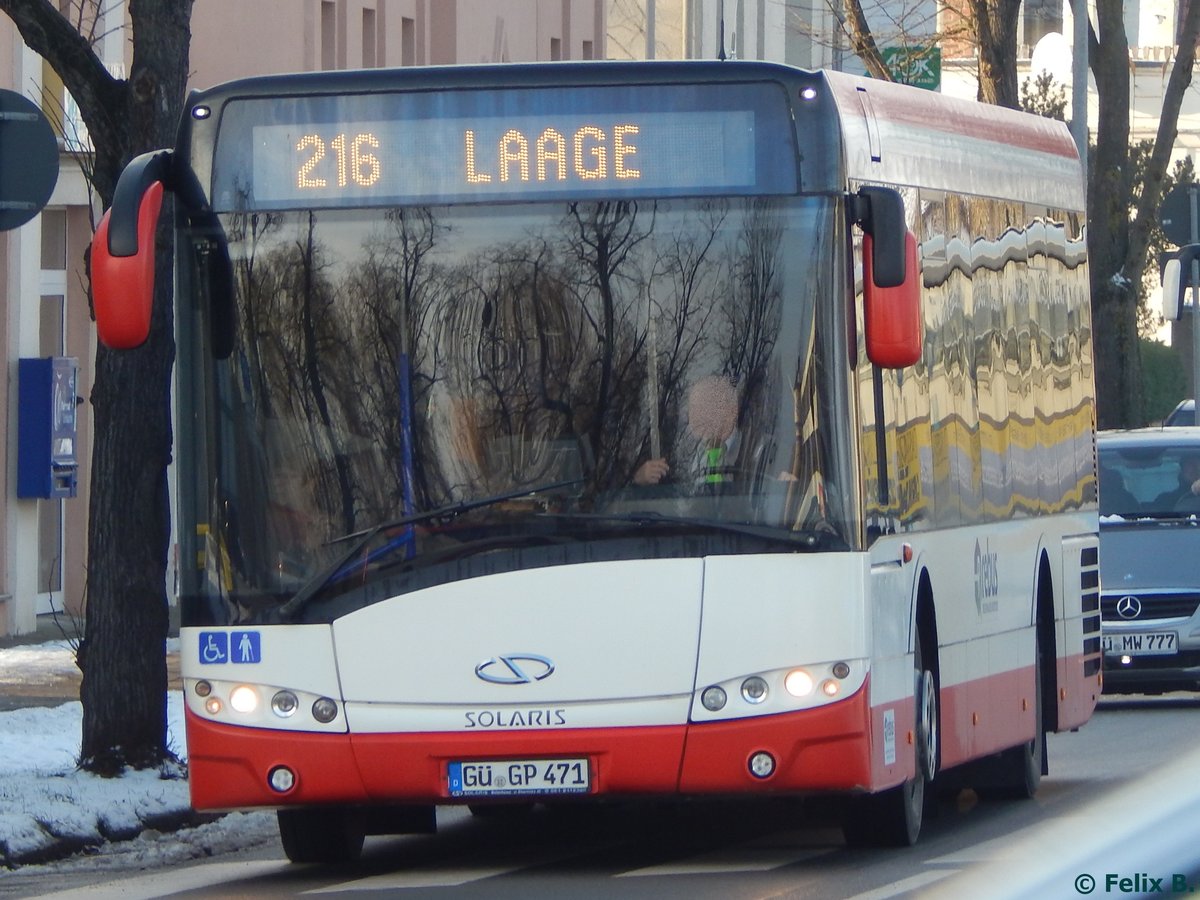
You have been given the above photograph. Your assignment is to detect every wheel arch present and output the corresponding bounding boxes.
[1035,549,1060,734]
[913,568,940,770]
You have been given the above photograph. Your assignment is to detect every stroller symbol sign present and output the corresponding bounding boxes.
[198,631,262,664]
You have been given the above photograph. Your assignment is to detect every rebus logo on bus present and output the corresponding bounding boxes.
[974,539,1000,615]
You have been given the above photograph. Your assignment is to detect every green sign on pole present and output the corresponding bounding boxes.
[880,45,942,92]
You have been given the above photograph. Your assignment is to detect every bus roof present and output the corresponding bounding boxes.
[823,69,1084,212]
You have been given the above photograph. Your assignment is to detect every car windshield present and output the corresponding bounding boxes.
[1099,441,1200,517]
[178,196,858,622]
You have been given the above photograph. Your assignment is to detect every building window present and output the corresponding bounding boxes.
[321,1,337,69]
[551,37,562,60]
[363,8,376,67]
[40,209,67,270]
[1024,0,1063,50]
[402,16,416,66]
[582,40,594,60]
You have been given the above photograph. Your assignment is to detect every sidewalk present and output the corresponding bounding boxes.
[0,613,84,712]
[0,613,181,712]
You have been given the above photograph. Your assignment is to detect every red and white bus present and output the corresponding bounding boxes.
[92,61,1099,860]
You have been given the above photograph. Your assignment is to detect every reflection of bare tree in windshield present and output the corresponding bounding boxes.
[209,197,820,607]
[344,208,445,522]
[721,198,784,449]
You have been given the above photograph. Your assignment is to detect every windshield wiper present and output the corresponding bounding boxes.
[538,510,848,550]
[278,477,585,619]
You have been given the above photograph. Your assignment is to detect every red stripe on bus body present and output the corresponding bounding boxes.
[917,650,1097,771]
[1056,650,1102,732]
[937,664,1039,768]
[185,685,880,810]
[185,707,371,811]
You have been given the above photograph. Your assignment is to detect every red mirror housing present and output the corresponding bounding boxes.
[863,230,921,369]
[92,181,163,349]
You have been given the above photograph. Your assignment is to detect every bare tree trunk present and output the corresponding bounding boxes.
[841,0,892,81]
[1089,0,1200,428]
[970,0,1022,108]
[81,213,176,771]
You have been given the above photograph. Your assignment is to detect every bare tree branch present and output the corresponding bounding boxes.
[842,0,893,79]
[0,0,123,168]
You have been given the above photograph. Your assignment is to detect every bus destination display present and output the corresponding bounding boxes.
[249,111,756,207]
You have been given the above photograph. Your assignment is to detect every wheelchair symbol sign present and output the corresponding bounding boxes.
[199,631,262,664]
[199,632,228,664]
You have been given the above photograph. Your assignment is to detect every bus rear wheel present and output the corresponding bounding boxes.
[278,808,365,864]
[843,633,938,847]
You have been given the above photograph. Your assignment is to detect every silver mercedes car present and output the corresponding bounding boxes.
[1098,428,1200,694]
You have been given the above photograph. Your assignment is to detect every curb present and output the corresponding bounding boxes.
[1,802,220,869]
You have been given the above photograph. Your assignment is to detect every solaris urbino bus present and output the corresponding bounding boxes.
[91,60,1099,860]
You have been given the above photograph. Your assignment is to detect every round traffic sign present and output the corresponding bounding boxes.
[1161,184,1200,247]
[0,89,59,231]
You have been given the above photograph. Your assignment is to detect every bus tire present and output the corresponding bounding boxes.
[843,631,937,847]
[278,808,365,864]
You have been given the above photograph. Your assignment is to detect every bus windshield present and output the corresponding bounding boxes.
[181,195,852,621]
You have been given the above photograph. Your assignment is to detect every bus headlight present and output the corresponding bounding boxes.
[701,686,728,711]
[229,685,259,714]
[271,690,299,718]
[784,669,814,697]
[312,697,339,723]
[741,676,769,704]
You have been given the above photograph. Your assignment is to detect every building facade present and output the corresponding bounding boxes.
[0,0,605,637]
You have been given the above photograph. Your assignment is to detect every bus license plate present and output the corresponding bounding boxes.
[448,758,590,797]
[1102,632,1177,656]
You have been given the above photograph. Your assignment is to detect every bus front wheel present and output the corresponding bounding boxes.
[843,632,938,847]
[278,808,365,864]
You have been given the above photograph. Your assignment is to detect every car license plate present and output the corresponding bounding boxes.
[448,758,590,797]
[1102,632,1177,656]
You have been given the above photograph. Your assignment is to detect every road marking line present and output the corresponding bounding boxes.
[303,844,595,893]
[843,869,957,899]
[29,860,291,899]
[617,845,835,877]
[928,815,1094,864]
[303,865,517,892]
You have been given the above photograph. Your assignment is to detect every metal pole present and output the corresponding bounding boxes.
[1071,0,1089,188]
[646,0,655,59]
[1190,186,1199,404]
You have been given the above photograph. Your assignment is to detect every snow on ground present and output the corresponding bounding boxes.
[0,640,275,869]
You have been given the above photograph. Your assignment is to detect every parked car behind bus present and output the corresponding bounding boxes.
[1097,428,1200,693]
[1164,399,1195,426]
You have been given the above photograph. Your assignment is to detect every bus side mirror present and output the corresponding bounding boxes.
[857,185,907,288]
[92,151,172,349]
[864,230,922,368]
[1162,243,1200,322]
